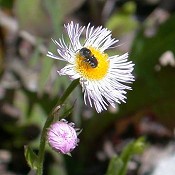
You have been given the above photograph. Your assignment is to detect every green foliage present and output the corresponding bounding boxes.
[106,137,146,175]
[1,0,175,174]
[106,156,123,175]
[0,0,13,8]
[106,1,138,36]
[24,145,38,170]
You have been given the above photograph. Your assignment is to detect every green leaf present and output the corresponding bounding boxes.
[119,138,145,175]
[106,1,138,36]
[106,156,123,175]
[24,145,38,170]
[106,138,146,175]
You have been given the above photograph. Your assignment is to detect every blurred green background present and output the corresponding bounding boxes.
[0,0,175,175]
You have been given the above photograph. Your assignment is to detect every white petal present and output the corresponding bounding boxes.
[58,65,81,80]
[47,51,65,61]
[47,22,135,113]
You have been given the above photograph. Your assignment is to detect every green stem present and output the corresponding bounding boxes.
[36,79,79,175]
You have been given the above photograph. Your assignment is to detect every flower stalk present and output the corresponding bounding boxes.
[36,79,79,175]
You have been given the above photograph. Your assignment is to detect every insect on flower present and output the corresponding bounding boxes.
[79,47,98,68]
[47,21,135,113]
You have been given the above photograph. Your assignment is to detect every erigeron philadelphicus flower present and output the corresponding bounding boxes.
[47,21,135,113]
[47,119,80,155]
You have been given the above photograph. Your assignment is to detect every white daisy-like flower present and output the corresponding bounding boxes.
[47,21,134,113]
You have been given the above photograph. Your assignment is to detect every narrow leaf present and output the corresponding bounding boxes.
[106,155,123,175]
[24,145,38,170]
[106,137,146,175]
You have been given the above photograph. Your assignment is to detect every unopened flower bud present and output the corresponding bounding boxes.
[47,119,80,155]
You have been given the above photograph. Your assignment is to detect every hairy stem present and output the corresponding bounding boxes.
[36,79,79,175]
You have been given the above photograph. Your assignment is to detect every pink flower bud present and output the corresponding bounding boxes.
[47,119,80,155]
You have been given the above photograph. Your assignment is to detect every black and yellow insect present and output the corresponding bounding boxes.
[79,47,98,68]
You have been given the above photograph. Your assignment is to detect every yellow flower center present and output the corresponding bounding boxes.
[75,47,109,80]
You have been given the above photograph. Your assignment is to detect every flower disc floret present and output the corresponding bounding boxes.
[75,47,109,80]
